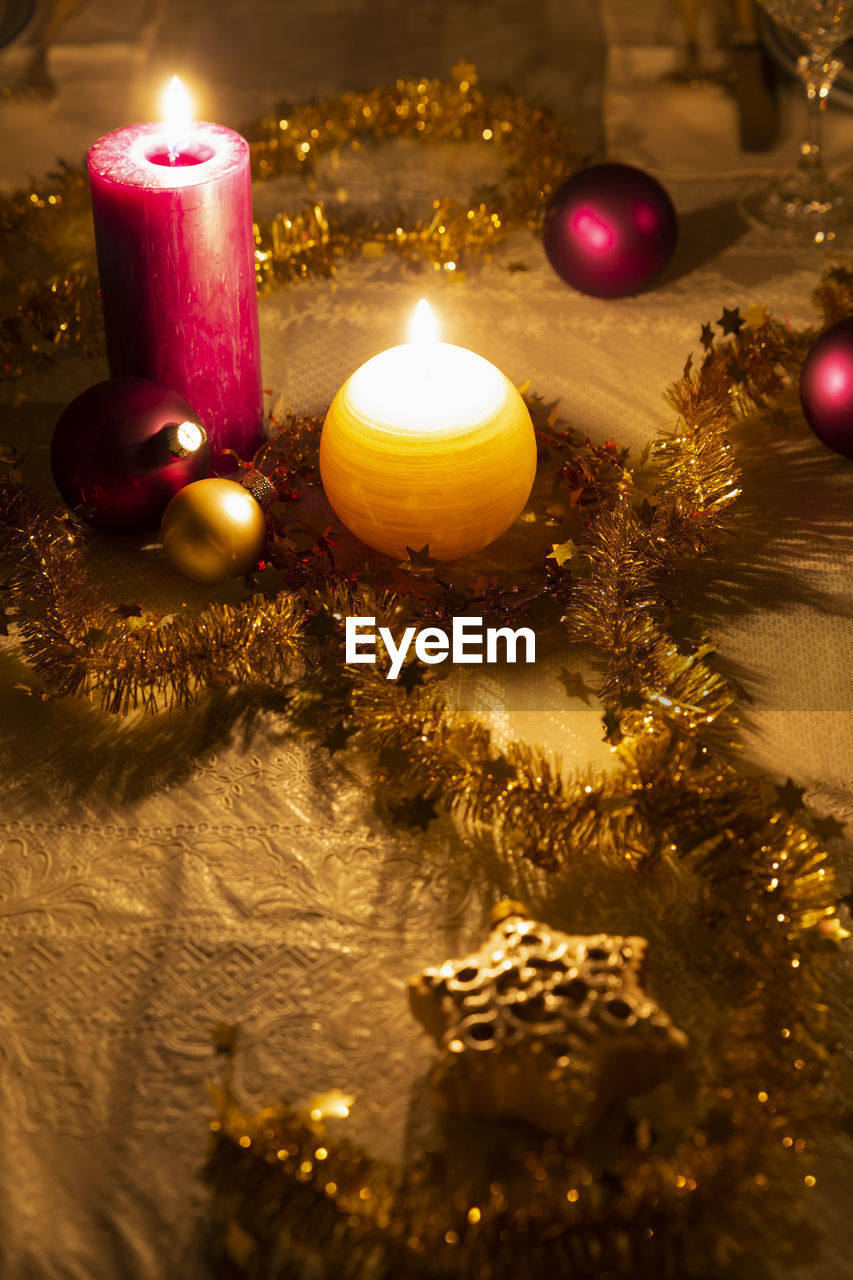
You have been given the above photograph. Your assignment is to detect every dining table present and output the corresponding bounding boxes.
[1,7,852,1278]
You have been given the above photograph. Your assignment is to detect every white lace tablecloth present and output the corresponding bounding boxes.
[1,35,853,1280]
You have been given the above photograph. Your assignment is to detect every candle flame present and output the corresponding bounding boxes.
[163,75,192,157]
[409,298,439,344]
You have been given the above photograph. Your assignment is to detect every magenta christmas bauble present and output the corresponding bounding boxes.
[543,163,678,299]
[50,378,209,534]
[799,318,853,459]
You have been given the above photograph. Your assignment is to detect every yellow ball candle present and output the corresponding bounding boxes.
[319,301,537,561]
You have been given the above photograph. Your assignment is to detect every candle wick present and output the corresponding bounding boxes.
[168,149,178,167]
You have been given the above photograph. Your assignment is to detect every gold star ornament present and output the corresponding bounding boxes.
[409,901,688,1141]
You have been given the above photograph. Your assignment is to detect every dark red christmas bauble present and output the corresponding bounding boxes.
[543,163,678,299]
[50,378,209,534]
[799,317,853,459]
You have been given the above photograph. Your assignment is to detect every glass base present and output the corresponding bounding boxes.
[739,175,853,244]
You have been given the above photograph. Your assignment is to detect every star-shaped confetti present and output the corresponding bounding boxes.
[397,663,425,694]
[112,602,143,620]
[547,538,591,575]
[557,667,596,705]
[388,569,439,599]
[602,708,623,744]
[483,754,516,784]
[391,792,439,831]
[547,538,578,568]
[322,721,353,755]
[636,498,657,528]
[669,608,699,651]
[775,777,806,814]
[743,303,769,329]
[408,903,687,1140]
[250,567,291,599]
[820,916,851,943]
[403,544,437,570]
[378,743,410,777]
[717,306,745,336]
[811,813,846,843]
[303,607,339,642]
[357,566,394,591]
[700,322,715,352]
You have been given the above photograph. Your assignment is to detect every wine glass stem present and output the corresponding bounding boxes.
[797,51,841,197]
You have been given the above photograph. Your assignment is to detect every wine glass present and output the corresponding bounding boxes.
[742,0,853,241]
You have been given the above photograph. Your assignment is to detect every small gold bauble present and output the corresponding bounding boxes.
[160,477,267,585]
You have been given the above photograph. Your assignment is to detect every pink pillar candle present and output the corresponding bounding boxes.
[88,120,263,460]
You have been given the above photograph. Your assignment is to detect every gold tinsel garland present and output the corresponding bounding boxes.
[0,72,849,1280]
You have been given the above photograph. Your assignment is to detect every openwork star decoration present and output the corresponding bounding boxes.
[717,306,745,336]
[700,322,715,352]
[409,902,688,1141]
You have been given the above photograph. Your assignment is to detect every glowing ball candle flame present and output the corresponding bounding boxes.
[87,76,263,458]
[319,301,537,561]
